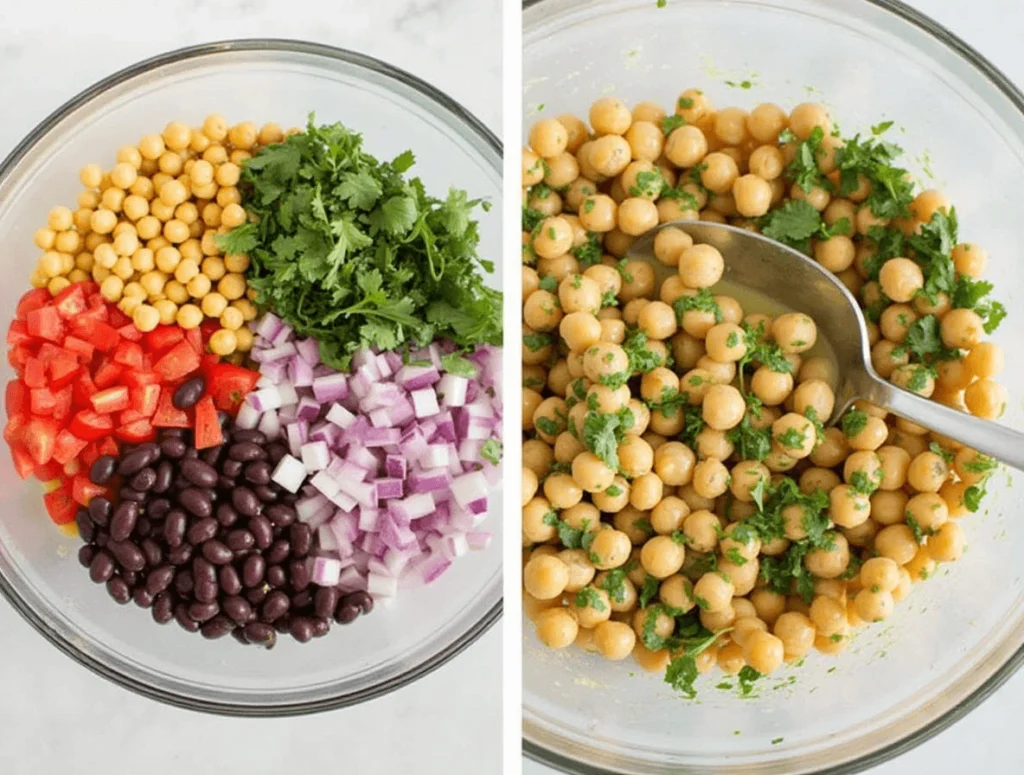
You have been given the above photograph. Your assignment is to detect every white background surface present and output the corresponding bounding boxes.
[524,1,1024,774]
[0,1,502,774]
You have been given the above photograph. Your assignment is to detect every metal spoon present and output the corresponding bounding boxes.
[627,220,1024,468]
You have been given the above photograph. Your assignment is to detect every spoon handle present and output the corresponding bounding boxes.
[863,376,1024,470]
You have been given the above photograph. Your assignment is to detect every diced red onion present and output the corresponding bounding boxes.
[351,349,377,371]
[317,523,339,552]
[390,492,435,522]
[286,423,303,457]
[411,388,440,418]
[364,427,401,447]
[270,322,294,347]
[433,412,457,442]
[375,353,394,379]
[358,507,380,532]
[252,341,296,363]
[312,373,349,403]
[399,425,429,459]
[445,533,469,559]
[330,457,367,483]
[309,470,339,498]
[308,422,338,446]
[259,360,287,385]
[337,565,367,592]
[450,471,488,509]
[257,410,281,440]
[375,478,404,501]
[437,374,468,407]
[337,477,376,508]
[297,493,330,520]
[311,556,343,587]
[421,554,452,584]
[295,396,321,422]
[385,454,407,479]
[255,311,284,341]
[368,574,398,597]
[289,357,314,388]
[395,364,441,391]
[295,337,320,366]
[249,386,285,412]
[234,402,261,430]
[345,444,379,472]
[301,441,330,473]
[278,404,297,424]
[419,444,450,469]
[466,532,491,551]
[408,467,452,494]
[271,454,306,493]
[326,403,356,430]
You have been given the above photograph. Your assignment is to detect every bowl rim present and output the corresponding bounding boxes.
[0,37,503,717]
[520,0,1024,772]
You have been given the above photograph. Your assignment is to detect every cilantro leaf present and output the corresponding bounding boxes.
[841,408,869,438]
[672,289,723,323]
[638,574,661,608]
[581,407,634,470]
[575,586,608,612]
[760,199,822,254]
[480,439,502,465]
[661,114,686,134]
[622,328,666,374]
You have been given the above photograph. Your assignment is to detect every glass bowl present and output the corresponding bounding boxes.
[0,39,502,715]
[522,1,1024,772]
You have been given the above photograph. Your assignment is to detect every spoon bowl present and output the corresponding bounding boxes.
[628,220,1024,470]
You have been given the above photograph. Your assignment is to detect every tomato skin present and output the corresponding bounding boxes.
[92,358,123,389]
[23,357,46,389]
[69,410,114,442]
[115,419,156,444]
[207,363,261,414]
[113,341,144,369]
[10,444,36,479]
[96,436,119,457]
[62,335,95,361]
[154,340,202,382]
[4,414,26,445]
[122,370,160,389]
[145,325,184,354]
[52,429,88,466]
[152,389,190,428]
[16,288,51,321]
[71,475,107,506]
[69,316,119,352]
[23,417,59,465]
[116,324,143,342]
[48,353,81,389]
[33,460,63,482]
[26,306,64,342]
[6,319,32,349]
[193,396,223,449]
[43,484,78,524]
[5,380,28,418]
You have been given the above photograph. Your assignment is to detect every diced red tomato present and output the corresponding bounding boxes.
[16,288,51,321]
[145,325,185,354]
[93,358,123,389]
[43,484,78,525]
[53,284,88,319]
[52,387,73,423]
[115,418,156,443]
[5,380,27,419]
[79,442,100,469]
[71,475,107,506]
[35,342,63,366]
[10,444,36,479]
[154,340,201,382]
[70,316,119,352]
[69,410,114,442]
[48,353,81,389]
[122,370,160,389]
[33,460,63,482]
[193,396,223,449]
[207,363,261,414]
[118,409,146,426]
[26,306,63,342]
[62,335,95,360]
[30,387,57,415]
[185,327,205,356]
[107,307,131,328]
[6,319,32,349]
[116,324,143,342]
[199,319,220,345]
[8,344,34,370]
[152,389,190,428]
[23,357,46,388]
[52,429,89,466]
[90,386,130,414]
[97,436,119,457]
[131,384,160,417]
[72,372,98,408]
[113,341,144,369]
[23,417,59,465]
[4,414,26,445]
[63,458,82,477]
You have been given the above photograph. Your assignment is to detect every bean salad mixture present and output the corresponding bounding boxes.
[521,91,1007,696]
[6,114,503,647]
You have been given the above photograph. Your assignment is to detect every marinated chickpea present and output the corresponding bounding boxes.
[535,608,578,649]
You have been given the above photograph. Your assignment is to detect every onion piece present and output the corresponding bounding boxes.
[271,454,307,493]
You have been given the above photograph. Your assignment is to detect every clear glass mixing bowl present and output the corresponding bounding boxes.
[522,1,1024,771]
[0,39,502,715]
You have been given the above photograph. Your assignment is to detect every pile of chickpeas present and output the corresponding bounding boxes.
[29,115,291,358]
[521,91,1005,681]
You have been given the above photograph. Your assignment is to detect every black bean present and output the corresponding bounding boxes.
[228,441,265,462]
[160,436,187,459]
[186,517,218,546]
[90,455,118,485]
[232,429,267,444]
[216,475,234,491]
[76,510,95,543]
[266,539,290,565]
[179,488,212,518]
[202,539,233,565]
[266,564,286,588]
[253,485,277,503]
[279,492,298,506]
[120,488,146,503]
[314,587,340,620]
[201,446,223,467]
[273,616,292,634]
[225,529,254,552]
[335,603,360,624]
[214,504,238,529]
[291,590,312,609]
[106,576,131,604]
[193,557,217,585]
[242,554,266,588]
[245,587,268,605]
[266,444,288,464]
[118,446,158,476]
[146,565,175,596]
[200,615,234,639]
[161,428,185,438]
[109,540,146,572]
[239,461,269,488]
[88,496,112,526]
[260,590,290,622]
[195,580,218,604]
[167,543,193,566]
[183,447,199,461]
[311,617,330,638]
[181,459,218,489]
[174,569,194,597]
[290,523,312,558]
[78,545,95,568]
[232,487,260,517]
[174,603,200,633]
[289,617,315,643]
[219,565,243,596]
[147,497,171,520]
[230,627,249,646]
[173,377,206,410]
[249,515,273,548]
[95,534,109,549]
[151,462,173,494]
[265,504,296,527]
[163,509,188,547]
[133,588,154,608]
[130,467,157,492]
[222,595,253,625]
[141,538,163,567]
[345,591,374,615]
[244,622,277,649]
[221,459,243,478]
[135,517,152,538]
[289,560,311,592]
[152,593,174,624]
[189,600,219,622]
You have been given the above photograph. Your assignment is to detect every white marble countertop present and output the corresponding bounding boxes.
[525,0,1024,774]
[0,1,501,774]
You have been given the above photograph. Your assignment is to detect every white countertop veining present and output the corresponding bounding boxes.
[0,1,502,774]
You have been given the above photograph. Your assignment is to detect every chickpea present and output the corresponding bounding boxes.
[875,524,918,565]
[594,620,637,660]
[771,313,817,354]
[588,529,632,571]
[771,412,816,458]
[804,532,850,578]
[928,521,966,562]
[700,152,739,195]
[535,608,579,649]
[692,458,730,499]
[693,572,734,614]
[702,384,745,431]
[964,378,1007,419]
[854,588,894,623]
[751,366,794,406]
[678,244,725,289]
[743,630,785,674]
